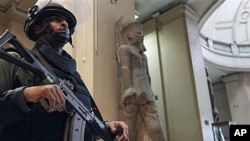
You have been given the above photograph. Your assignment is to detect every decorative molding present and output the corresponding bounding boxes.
[197,0,225,29]
[184,4,199,22]
[202,0,250,44]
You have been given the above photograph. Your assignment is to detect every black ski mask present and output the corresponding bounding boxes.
[51,31,71,44]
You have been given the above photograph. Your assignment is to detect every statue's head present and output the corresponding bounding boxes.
[117,16,146,52]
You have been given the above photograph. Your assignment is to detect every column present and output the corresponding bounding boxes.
[144,3,214,141]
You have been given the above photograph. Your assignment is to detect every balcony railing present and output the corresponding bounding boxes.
[200,35,250,57]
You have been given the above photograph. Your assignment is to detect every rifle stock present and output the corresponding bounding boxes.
[0,30,115,141]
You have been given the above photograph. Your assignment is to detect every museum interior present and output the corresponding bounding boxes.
[0,0,249,141]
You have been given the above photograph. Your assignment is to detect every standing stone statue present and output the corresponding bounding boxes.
[205,67,225,141]
[115,16,166,141]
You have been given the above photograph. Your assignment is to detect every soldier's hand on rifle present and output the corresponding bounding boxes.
[105,121,129,141]
[23,84,66,112]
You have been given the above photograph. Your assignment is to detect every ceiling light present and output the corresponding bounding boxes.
[135,14,139,19]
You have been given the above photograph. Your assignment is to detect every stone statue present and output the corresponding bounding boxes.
[205,67,225,141]
[115,16,166,141]
[205,67,219,123]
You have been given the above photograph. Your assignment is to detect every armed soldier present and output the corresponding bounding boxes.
[0,1,128,141]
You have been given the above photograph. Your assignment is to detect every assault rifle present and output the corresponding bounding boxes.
[0,30,115,141]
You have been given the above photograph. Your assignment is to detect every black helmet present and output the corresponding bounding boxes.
[24,2,77,41]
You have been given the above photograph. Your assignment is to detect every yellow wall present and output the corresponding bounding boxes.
[66,0,135,120]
